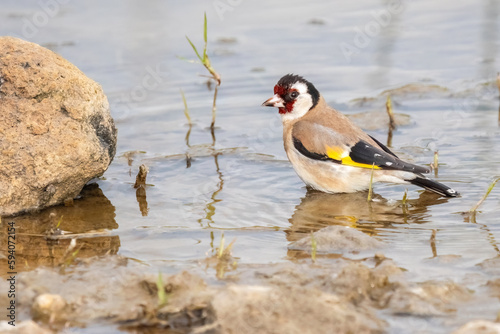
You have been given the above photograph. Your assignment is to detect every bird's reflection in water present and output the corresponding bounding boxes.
[286,188,449,243]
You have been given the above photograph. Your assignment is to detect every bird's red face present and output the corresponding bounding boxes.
[262,74,320,120]
[262,85,299,114]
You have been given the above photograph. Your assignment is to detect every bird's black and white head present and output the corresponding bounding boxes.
[262,74,320,121]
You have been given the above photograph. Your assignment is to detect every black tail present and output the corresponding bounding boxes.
[409,177,459,197]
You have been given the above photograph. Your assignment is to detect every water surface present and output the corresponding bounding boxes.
[1,0,500,332]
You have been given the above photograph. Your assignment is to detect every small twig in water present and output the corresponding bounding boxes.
[211,85,219,130]
[134,164,148,189]
[386,126,393,148]
[134,164,149,216]
[386,95,396,131]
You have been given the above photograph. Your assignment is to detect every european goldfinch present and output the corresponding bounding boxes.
[262,74,458,197]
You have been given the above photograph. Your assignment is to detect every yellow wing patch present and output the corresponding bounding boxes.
[341,156,381,169]
[325,146,346,160]
[326,146,381,170]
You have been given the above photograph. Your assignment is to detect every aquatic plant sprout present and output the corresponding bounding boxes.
[156,272,168,307]
[469,177,500,215]
[184,13,221,129]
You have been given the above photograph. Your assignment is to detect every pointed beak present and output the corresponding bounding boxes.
[262,94,285,108]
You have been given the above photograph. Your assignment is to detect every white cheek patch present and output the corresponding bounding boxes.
[293,95,313,116]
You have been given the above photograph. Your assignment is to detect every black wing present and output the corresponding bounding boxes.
[349,139,430,174]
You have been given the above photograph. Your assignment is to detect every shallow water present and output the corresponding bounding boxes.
[1,0,500,332]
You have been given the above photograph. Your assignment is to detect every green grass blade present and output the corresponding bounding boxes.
[470,176,500,213]
[202,13,208,62]
[186,36,203,62]
[180,89,192,125]
[156,272,167,307]
[402,189,408,205]
[204,12,208,44]
[56,215,64,228]
[176,55,199,64]
[217,232,225,259]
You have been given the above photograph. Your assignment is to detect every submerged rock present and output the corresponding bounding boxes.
[0,37,117,216]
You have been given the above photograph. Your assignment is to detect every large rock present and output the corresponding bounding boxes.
[0,37,117,216]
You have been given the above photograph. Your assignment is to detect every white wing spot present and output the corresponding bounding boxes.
[385,162,393,166]
[374,154,381,157]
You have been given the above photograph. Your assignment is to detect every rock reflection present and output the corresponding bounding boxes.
[286,189,449,243]
[0,183,119,273]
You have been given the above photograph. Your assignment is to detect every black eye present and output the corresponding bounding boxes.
[290,91,299,99]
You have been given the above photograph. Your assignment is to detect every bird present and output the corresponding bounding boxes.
[261,74,458,197]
